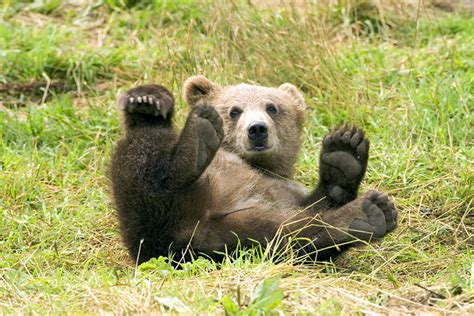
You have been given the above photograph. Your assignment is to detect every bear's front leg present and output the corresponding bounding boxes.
[317,125,369,205]
[171,105,224,187]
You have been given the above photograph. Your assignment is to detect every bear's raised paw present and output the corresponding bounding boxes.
[118,84,174,121]
[319,124,369,204]
[171,105,225,185]
[192,105,224,169]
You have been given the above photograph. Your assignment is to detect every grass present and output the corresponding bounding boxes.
[1,0,473,313]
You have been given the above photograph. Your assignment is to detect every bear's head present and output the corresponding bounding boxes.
[184,76,306,179]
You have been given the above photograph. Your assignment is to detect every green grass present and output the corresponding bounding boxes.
[1,0,473,313]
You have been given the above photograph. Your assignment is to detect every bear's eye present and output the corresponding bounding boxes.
[266,103,278,115]
[229,107,242,119]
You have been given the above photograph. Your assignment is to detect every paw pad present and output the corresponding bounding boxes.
[358,190,397,238]
[322,125,369,160]
[319,124,370,204]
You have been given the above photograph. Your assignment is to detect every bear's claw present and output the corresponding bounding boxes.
[126,95,160,115]
[129,95,158,106]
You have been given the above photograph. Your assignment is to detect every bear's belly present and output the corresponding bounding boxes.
[198,150,308,215]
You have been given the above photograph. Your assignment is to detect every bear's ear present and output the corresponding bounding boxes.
[278,83,306,110]
[184,75,221,108]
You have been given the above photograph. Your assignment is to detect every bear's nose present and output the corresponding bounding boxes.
[248,122,268,141]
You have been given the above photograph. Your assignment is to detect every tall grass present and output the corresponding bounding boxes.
[0,0,472,313]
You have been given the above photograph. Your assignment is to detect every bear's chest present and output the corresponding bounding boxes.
[198,150,307,214]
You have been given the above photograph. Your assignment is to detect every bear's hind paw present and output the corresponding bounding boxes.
[349,190,397,240]
[319,124,370,204]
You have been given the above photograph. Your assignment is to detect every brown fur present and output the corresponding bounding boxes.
[110,77,397,264]
[184,76,306,178]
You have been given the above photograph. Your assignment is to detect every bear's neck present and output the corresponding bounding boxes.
[248,155,296,180]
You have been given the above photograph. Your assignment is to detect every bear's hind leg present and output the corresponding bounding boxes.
[298,190,397,260]
[190,190,397,261]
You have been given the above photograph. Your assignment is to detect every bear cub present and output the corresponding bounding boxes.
[110,76,397,263]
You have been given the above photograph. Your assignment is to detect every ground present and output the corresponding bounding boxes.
[0,0,472,314]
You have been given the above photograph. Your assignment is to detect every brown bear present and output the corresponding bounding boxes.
[110,76,397,264]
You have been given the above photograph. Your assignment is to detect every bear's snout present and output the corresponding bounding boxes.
[247,122,268,150]
[248,122,268,140]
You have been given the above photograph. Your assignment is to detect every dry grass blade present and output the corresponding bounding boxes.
[0,0,472,314]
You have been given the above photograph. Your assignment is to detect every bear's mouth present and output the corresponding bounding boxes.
[247,142,271,153]
[253,144,266,151]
